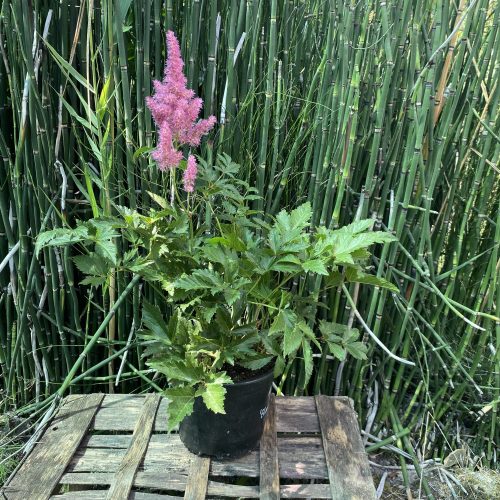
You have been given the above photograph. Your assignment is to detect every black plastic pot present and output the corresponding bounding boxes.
[179,367,274,459]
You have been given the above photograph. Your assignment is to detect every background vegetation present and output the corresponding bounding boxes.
[0,0,498,483]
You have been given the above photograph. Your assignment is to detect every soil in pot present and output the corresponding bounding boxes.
[179,363,274,459]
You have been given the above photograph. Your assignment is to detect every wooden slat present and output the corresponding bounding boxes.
[95,395,317,433]
[3,394,104,500]
[106,393,160,500]
[183,455,210,499]
[278,436,327,479]
[68,434,327,479]
[95,396,317,433]
[275,397,320,433]
[52,492,179,500]
[259,395,279,499]
[60,471,188,490]
[60,472,333,499]
[93,397,169,432]
[315,396,376,500]
[281,484,332,498]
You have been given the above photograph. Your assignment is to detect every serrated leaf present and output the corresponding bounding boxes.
[72,253,110,275]
[302,340,314,388]
[175,269,224,292]
[273,356,285,377]
[327,342,347,361]
[271,255,302,272]
[345,268,398,292]
[96,239,117,265]
[164,386,195,431]
[283,323,303,356]
[319,320,349,337]
[241,355,274,370]
[148,359,201,383]
[302,259,328,275]
[200,382,227,414]
[35,226,89,256]
[290,202,313,228]
[80,275,107,286]
[346,341,368,360]
[338,219,374,235]
[142,300,170,344]
[270,309,296,336]
[343,327,360,343]
[333,231,397,261]
[147,190,169,208]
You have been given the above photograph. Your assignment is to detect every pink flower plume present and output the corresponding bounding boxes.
[183,155,198,193]
[146,31,216,173]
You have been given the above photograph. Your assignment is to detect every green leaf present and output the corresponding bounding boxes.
[302,259,328,275]
[199,382,227,414]
[175,269,224,293]
[319,320,349,337]
[271,255,302,272]
[97,74,112,120]
[164,386,195,431]
[302,340,314,388]
[290,202,313,228]
[147,191,169,208]
[327,342,347,361]
[273,356,285,377]
[346,341,368,360]
[44,40,96,95]
[338,219,374,235]
[142,300,170,344]
[35,226,89,256]
[72,253,110,276]
[95,239,117,265]
[241,355,274,370]
[134,146,154,161]
[80,275,107,287]
[269,309,296,336]
[345,268,398,292]
[333,231,397,261]
[283,323,303,356]
[148,359,201,383]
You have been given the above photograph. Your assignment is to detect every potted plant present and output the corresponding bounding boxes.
[36,31,398,459]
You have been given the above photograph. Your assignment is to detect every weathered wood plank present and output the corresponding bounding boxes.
[260,395,279,499]
[275,396,320,433]
[315,395,376,500]
[278,436,327,479]
[106,393,160,500]
[93,398,169,432]
[69,434,327,479]
[52,492,180,500]
[95,396,317,433]
[82,434,132,449]
[60,471,188,491]
[3,394,104,500]
[60,472,332,499]
[183,455,210,499]
[280,483,332,498]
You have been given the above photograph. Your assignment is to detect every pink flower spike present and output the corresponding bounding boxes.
[146,31,217,173]
[152,125,183,170]
[183,155,198,193]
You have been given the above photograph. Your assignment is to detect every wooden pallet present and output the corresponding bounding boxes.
[2,394,376,500]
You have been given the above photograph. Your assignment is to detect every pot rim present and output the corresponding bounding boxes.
[224,362,275,387]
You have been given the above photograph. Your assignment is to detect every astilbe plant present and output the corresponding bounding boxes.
[36,32,399,430]
[146,31,216,190]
